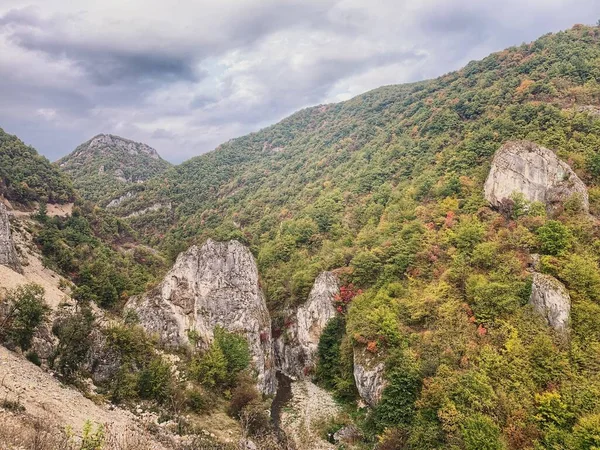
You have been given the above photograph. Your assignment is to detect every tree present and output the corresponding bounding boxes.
[0,283,49,350]
[537,220,572,256]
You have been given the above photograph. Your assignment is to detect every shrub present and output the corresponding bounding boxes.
[371,350,421,432]
[137,357,173,403]
[315,316,345,389]
[50,306,95,380]
[214,326,251,385]
[460,413,505,450]
[558,254,600,302]
[536,220,572,255]
[573,413,600,449]
[228,374,261,418]
[192,342,228,388]
[0,283,49,350]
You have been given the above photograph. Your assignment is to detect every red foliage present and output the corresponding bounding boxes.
[366,340,378,354]
[477,324,487,336]
[444,211,455,228]
[333,284,362,315]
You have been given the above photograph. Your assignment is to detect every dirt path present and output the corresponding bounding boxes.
[280,380,341,450]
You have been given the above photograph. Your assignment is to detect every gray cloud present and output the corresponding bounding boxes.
[0,0,599,163]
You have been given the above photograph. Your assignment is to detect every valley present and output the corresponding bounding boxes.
[1,22,600,450]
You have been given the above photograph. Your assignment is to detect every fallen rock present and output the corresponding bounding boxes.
[0,203,22,273]
[530,272,571,331]
[126,239,276,394]
[275,272,339,379]
[353,346,386,407]
[484,141,588,213]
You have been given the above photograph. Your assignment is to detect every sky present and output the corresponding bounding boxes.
[0,1,599,163]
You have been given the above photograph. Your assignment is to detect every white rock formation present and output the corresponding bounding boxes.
[353,347,386,407]
[0,203,22,273]
[530,272,571,331]
[275,272,339,379]
[126,239,275,394]
[484,141,589,213]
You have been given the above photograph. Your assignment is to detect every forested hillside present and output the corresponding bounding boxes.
[3,23,600,450]
[57,134,172,203]
[0,128,74,205]
[101,24,600,448]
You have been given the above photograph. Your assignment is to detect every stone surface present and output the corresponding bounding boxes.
[353,347,386,407]
[0,203,22,273]
[484,141,588,213]
[275,272,339,379]
[530,272,571,331]
[126,239,275,394]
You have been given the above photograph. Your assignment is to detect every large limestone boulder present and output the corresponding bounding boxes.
[275,272,339,379]
[484,141,588,213]
[530,272,571,332]
[353,347,386,407]
[126,239,275,394]
[0,203,22,273]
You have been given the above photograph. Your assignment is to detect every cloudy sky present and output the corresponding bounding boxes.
[0,1,599,163]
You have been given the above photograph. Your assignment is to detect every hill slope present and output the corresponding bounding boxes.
[103,25,600,448]
[57,134,172,203]
[115,24,600,304]
[0,128,74,205]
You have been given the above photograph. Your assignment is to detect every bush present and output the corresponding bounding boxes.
[50,306,95,380]
[537,220,572,255]
[371,350,421,432]
[0,283,49,350]
[187,388,211,414]
[558,254,600,302]
[228,374,261,418]
[573,413,600,449]
[137,357,173,403]
[214,326,251,384]
[191,342,228,388]
[315,316,345,389]
[460,413,505,450]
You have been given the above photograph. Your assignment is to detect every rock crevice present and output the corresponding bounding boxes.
[275,272,339,379]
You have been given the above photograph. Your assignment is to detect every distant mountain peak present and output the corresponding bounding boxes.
[77,134,163,161]
[57,134,172,203]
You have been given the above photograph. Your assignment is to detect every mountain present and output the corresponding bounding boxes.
[114,24,600,305]
[57,134,172,203]
[98,25,600,448]
[2,24,600,450]
[0,128,74,205]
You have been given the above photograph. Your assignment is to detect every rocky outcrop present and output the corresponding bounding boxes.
[353,347,386,407]
[275,272,339,379]
[484,141,589,213]
[0,203,22,273]
[530,272,571,332]
[126,239,275,394]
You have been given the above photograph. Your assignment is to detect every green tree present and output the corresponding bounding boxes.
[461,414,505,450]
[0,283,49,350]
[537,220,572,255]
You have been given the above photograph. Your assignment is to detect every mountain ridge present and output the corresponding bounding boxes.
[57,133,172,203]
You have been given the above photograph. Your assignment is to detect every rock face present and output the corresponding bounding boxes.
[126,239,275,394]
[275,272,339,379]
[0,204,22,273]
[484,141,589,213]
[353,347,386,407]
[530,272,571,331]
